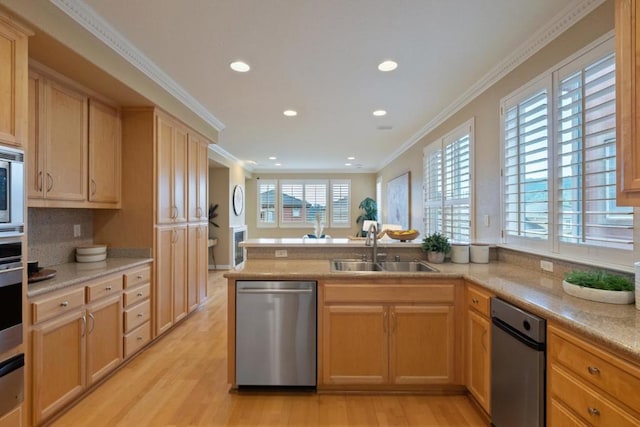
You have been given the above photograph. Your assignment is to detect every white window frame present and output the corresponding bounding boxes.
[330,179,351,228]
[256,179,278,228]
[500,33,636,266]
[423,118,474,242]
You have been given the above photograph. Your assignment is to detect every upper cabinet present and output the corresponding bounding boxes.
[157,112,188,224]
[187,132,209,223]
[0,16,29,148]
[616,0,640,205]
[28,68,121,208]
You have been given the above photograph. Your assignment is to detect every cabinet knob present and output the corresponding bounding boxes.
[137,313,144,318]
[587,407,600,416]
[137,275,143,279]
[137,292,143,297]
[472,298,479,304]
[105,286,112,291]
[137,336,143,341]
[587,366,600,375]
[60,301,69,307]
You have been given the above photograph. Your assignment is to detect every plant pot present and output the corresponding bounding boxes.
[562,280,635,305]
[426,251,445,264]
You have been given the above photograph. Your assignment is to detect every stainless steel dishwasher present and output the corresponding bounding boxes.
[235,280,316,387]
[491,298,546,427]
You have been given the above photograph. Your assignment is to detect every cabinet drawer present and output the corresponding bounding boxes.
[549,365,640,427]
[123,283,150,308]
[324,283,455,304]
[86,275,123,303]
[124,321,151,358]
[549,398,589,427]
[124,265,151,289]
[31,287,85,324]
[124,299,150,333]
[466,284,491,317]
[549,327,640,413]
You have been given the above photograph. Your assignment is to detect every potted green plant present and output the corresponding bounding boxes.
[562,270,635,304]
[355,197,377,237]
[421,232,451,263]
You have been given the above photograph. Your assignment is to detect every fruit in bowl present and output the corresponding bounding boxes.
[386,229,420,241]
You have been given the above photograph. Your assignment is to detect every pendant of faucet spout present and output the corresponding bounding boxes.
[365,223,378,261]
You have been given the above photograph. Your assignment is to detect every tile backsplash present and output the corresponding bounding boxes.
[28,208,93,267]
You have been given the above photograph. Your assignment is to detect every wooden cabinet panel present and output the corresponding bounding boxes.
[390,305,454,385]
[31,287,85,324]
[123,283,150,308]
[28,72,44,198]
[322,304,388,385]
[124,265,151,289]
[124,299,150,333]
[85,275,122,302]
[466,308,491,413]
[86,294,123,385]
[124,321,151,358]
[173,126,187,223]
[0,405,22,427]
[187,223,208,312]
[173,226,187,322]
[88,98,121,204]
[155,227,174,335]
[0,19,28,147]
[31,309,86,425]
[324,283,455,304]
[44,80,87,201]
[549,398,589,427]
[188,134,209,222]
[197,224,208,303]
[466,285,491,317]
[156,113,188,224]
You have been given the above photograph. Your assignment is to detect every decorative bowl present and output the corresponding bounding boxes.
[386,230,420,241]
[562,280,635,304]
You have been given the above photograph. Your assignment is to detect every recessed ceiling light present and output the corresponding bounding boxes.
[345,163,352,166]
[269,156,277,160]
[246,160,257,165]
[283,110,297,117]
[230,61,250,72]
[373,110,387,117]
[378,60,398,72]
[275,163,282,166]
[347,156,355,160]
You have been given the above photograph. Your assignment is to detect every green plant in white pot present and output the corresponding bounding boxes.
[562,270,635,304]
[421,232,451,264]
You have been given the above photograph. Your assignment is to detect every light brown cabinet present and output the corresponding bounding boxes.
[0,15,29,147]
[28,73,88,203]
[86,293,123,385]
[157,112,187,224]
[88,98,121,206]
[320,281,460,388]
[156,225,187,335]
[616,0,640,205]
[465,283,493,415]
[187,133,209,222]
[187,223,208,313]
[547,323,640,426]
[0,406,22,427]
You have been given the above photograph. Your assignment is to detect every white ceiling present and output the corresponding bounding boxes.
[75,0,581,173]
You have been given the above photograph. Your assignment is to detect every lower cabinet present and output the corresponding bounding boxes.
[465,282,493,415]
[547,323,640,426]
[156,226,187,335]
[0,406,22,427]
[320,281,459,388]
[86,294,123,384]
[187,223,208,313]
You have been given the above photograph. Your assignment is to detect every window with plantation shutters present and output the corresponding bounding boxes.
[331,180,350,227]
[257,179,277,227]
[423,119,473,242]
[557,51,633,250]
[502,87,549,240]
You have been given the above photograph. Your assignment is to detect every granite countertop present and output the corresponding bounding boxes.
[241,237,423,248]
[225,259,640,365]
[27,257,153,298]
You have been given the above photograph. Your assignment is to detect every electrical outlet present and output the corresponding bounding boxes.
[73,224,81,238]
[540,260,553,272]
[483,215,490,227]
[275,250,288,258]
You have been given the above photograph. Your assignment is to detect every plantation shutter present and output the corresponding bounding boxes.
[257,180,277,227]
[331,180,350,227]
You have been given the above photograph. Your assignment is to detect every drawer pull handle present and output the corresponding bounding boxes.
[587,366,600,375]
[587,407,600,416]
[137,313,144,317]
[137,292,143,297]
[137,336,143,341]
[472,298,479,304]
[105,286,112,291]
[60,301,69,307]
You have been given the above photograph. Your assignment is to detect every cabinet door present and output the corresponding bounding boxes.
[186,225,199,313]
[0,20,28,147]
[44,80,87,201]
[173,126,188,223]
[389,305,455,385]
[187,137,209,222]
[156,115,173,224]
[28,72,44,199]
[32,309,86,425]
[88,99,121,204]
[173,225,188,322]
[197,142,208,221]
[467,309,491,413]
[197,224,208,303]
[0,406,21,427]
[322,305,388,385]
[155,227,174,335]
[86,294,123,385]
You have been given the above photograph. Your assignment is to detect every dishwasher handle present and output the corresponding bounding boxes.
[492,317,545,351]
[237,288,314,294]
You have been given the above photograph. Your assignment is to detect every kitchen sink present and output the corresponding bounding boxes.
[330,259,438,273]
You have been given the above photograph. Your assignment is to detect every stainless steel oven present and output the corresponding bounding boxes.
[0,146,23,237]
[0,241,22,354]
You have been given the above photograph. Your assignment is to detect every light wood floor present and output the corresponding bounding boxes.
[50,272,488,427]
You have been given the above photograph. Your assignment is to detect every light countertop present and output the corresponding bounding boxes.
[241,237,422,248]
[226,259,640,365]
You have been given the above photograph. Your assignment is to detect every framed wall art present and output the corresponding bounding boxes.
[386,172,410,229]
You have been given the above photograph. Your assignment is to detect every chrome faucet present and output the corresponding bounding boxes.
[365,223,378,262]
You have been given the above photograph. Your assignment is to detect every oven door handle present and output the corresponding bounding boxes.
[0,354,24,378]
[0,266,23,288]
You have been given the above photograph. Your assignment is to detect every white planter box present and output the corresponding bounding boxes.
[562,280,635,305]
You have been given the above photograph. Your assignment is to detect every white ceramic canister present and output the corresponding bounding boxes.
[635,261,640,310]
[450,243,469,264]
[470,243,490,264]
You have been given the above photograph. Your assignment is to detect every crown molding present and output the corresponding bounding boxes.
[49,0,225,132]
[378,0,606,171]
